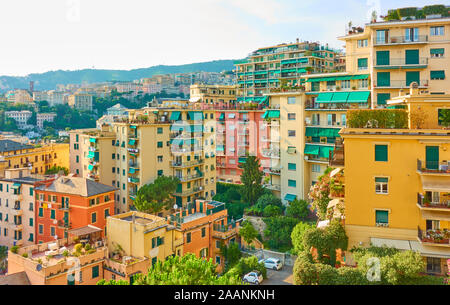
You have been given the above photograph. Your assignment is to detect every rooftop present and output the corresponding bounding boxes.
[35,175,118,197]
[0,140,33,153]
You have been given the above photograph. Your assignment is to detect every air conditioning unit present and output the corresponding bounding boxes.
[95,240,103,248]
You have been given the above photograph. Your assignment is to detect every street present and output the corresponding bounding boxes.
[261,265,293,285]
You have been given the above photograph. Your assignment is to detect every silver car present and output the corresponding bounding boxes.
[259,258,283,270]
[243,271,263,285]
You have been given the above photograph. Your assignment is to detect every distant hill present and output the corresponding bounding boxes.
[0,59,237,92]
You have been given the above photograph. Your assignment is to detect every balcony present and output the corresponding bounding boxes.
[212,223,239,240]
[416,193,450,222]
[329,139,344,168]
[262,149,280,159]
[374,79,429,88]
[13,239,23,247]
[11,209,23,216]
[417,160,450,175]
[173,186,204,197]
[176,172,204,182]
[263,183,281,191]
[373,57,428,69]
[171,159,204,168]
[14,223,23,230]
[127,148,139,154]
[418,226,450,248]
[374,35,428,46]
[263,167,281,175]
[128,177,140,184]
[57,220,72,229]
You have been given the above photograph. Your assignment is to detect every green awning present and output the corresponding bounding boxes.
[375,177,388,183]
[305,127,320,137]
[284,194,297,202]
[335,76,353,81]
[306,127,340,138]
[430,48,444,55]
[331,92,349,103]
[128,139,136,146]
[170,111,181,121]
[12,183,21,189]
[130,125,137,129]
[305,78,322,82]
[216,146,224,151]
[297,68,307,73]
[351,74,369,80]
[88,164,94,171]
[319,146,334,158]
[129,168,135,174]
[281,59,297,64]
[281,69,297,73]
[87,151,95,158]
[238,157,247,163]
[347,91,370,103]
[263,110,280,119]
[287,146,296,154]
[254,71,267,75]
[431,70,445,79]
[89,138,97,143]
[259,96,269,105]
[304,144,320,155]
[219,113,225,120]
[316,92,334,103]
[190,125,203,133]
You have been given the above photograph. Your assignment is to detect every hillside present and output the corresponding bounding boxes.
[0,59,237,92]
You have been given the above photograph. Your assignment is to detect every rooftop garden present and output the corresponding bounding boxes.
[382,5,450,21]
[347,109,408,129]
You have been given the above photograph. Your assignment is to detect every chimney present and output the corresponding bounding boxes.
[409,82,419,96]
[296,38,299,43]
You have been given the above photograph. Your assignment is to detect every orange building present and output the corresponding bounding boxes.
[167,200,241,272]
[34,174,117,243]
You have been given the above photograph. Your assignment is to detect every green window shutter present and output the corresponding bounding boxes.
[375,210,389,224]
[92,265,99,278]
[430,70,445,80]
[288,180,296,187]
[406,71,420,86]
[357,58,368,68]
[377,72,390,86]
[29,218,33,226]
[29,187,33,196]
[152,237,156,248]
[157,127,163,134]
[376,51,390,66]
[375,145,388,162]
[152,257,157,266]
[288,163,296,170]
[38,208,43,217]
[50,210,55,219]
[91,213,97,223]
[425,146,439,170]
[405,49,419,65]
[377,93,391,105]
[157,141,163,148]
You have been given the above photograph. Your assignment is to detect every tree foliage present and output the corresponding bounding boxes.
[220,242,242,270]
[286,199,309,220]
[133,176,180,214]
[290,222,315,254]
[239,156,264,205]
[308,168,333,220]
[227,256,267,279]
[45,165,69,175]
[263,216,300,252]
[245,193,283,216]
[439,109,450,127]
[130,254,242,285]
[238,221,259,245]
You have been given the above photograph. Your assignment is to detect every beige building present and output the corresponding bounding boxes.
[4,111,32,129]
[36,113,57,129]
[68,93,93,111]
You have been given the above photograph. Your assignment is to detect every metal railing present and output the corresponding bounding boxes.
[375,79,429,88]
[417,159,450,174]
[374,35,428,46]
[374,57,428,67]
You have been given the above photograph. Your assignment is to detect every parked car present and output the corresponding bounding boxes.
[259,258,283,270]
[243,271,263,285]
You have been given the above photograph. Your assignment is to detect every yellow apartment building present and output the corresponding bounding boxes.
[339,14,450,108]
[70,101,216,214]
[0,140,69,175]
[103,211,183,283]
[341,88,449,276]
[189,84,237,107]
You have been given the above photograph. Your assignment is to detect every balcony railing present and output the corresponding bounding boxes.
[262,149,280,159]
[374,57,428,68]
[173,186,204,197]
[417,159,450,174]
[171,159,204,168]
[418,226,450,247]
[263,183,281,191]
[176,172,204,182]
[417,193,450,210]
[374,35,428,46]
[375,79,429,88]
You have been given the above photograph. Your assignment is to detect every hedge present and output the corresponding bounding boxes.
[347,109,408,129]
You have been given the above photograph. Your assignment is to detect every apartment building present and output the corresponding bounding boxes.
[70,101,216,214]
[4,111,32,129]
[7,228,107,285]
[103,211,183,283]
[339,14,450,108]
[34,174,116,243]
[0,168,49,248]
[235,40,342,101]
[36,113,57,129]
[0,140,69,175]
[167,200,241,272]
[340,88,449,276]
[6,90,33,105]
[68,93,93,111]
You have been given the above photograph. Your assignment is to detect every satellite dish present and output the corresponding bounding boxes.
[173,204,178,210]
[36,264,42,271]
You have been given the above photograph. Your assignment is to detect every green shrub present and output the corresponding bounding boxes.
[227,256,267,279]
[10,246,19,254]
[263,205,282,217]
[423,5,447,16]
[397,7,418,18]
[22,253,28,258]
[347,109,408,129]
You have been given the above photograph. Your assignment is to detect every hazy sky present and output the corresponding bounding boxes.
[0,0,446,76]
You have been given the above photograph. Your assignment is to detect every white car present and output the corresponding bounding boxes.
[243,271,263,285]
[259,258,283,270]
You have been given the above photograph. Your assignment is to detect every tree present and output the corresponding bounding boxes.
[439,109,450,127]
[220,242,242,270]
[128,254,242,285]
[45,165,69,175]
[133,176,180,214]
[263,216,300,252]
[263,205,282,217]
[308,168,333,220]
[290,222,315,254]
[227,256,267,279]
[0,245,7,272]
[238,221,258,245]
[286,199,309,220]
[240,156,264,205]
[246,193,283,216]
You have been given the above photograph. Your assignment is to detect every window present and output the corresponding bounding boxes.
[50,227,55,236]
[157,127,163,134]
[375,210,389,226]
[288,130,296,137]
[341,114,347,126]
[287,97,296,104]
[38,208,43,217]
[357,39,368,48]
[375,145,388,162]
[38,224,43,234]
[375,177,388,194]
[438,109,449,126]
[104,209,109,218]
[201,227,206,237]
[287,113,296,120]
[405,27,418,42]
[341,80,350,89]
[157,170,163,176]
[430,70,445,80]
[157,141,163,148]
[92,265,99,278]
[186,232,191,243]
[376,29,389,44]
[91,212,97,223]
[377,93,391,106]
[216,241,221,249]
[430,48,444,58]
[288,180,296,188]
[327,114,336,126]
[288,163,296,171]
[215,256,221,264]
[357,58,368,70]
[358,79,368,89]
[426,257,441,274]
[312,164,321,173]
[430,26,444,36]
[377,72,390,87]
[50,209,56,219]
